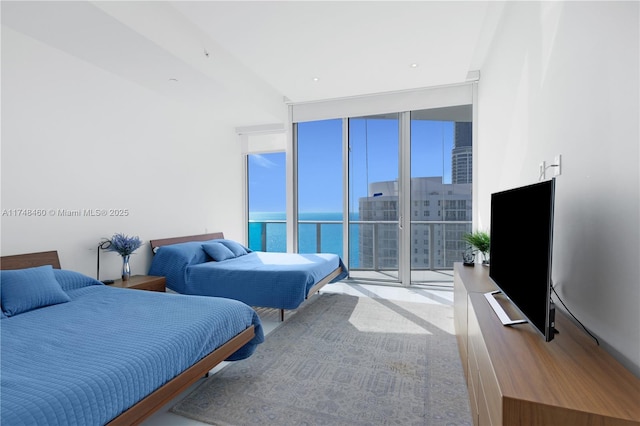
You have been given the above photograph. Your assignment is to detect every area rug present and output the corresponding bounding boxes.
[171,293,472,425]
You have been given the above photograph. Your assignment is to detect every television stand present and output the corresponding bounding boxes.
[483,290,528,326]
[453,263,640,426]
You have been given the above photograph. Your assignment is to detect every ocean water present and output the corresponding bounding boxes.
[248,212,359,266]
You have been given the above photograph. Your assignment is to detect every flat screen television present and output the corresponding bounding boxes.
[488,178,556,341]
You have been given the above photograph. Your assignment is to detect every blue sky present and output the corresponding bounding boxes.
[248,118,454,214]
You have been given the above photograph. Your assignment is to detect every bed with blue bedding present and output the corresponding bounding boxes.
[149,233,348,320]
[0,250,264,426]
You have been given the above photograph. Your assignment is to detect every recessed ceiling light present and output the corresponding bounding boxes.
[168,78,179,82]
[410,63,419,68]
[312,77,319,82]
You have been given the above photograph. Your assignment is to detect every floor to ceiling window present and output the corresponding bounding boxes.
[348,114,400,283]
[409,106,473,284]
[253,82,477,286]
[247,152,286,252]
[296,119,344,256]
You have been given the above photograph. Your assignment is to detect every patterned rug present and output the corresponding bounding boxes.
[171,293,471,425]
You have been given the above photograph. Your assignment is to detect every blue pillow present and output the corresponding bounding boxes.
[202,242,236,261]
[218,239,249,257]
[53,269,104,291]
[1,265,71,316]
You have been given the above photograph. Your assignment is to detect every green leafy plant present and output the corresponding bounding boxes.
[463,231,490,264]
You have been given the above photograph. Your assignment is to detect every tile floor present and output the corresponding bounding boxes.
[141,279,455,425]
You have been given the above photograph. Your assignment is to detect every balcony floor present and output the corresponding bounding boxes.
[347,269,455,287]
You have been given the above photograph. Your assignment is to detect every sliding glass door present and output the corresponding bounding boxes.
[409,106,473,284]
[348,114,400,283]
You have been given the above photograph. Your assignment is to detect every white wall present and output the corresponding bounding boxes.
[1,27,247,278]
[477,1,639,375]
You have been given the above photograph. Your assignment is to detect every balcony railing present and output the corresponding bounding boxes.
[248,219,472,271]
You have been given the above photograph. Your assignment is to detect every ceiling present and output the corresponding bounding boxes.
[2,1,500,125]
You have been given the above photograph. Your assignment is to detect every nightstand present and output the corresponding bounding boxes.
[107,275,166,292]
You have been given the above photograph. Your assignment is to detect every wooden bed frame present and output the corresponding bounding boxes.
[0,250,256,426]
[150,232,225,252]
[149,232,345,321]
[0,250,62,270]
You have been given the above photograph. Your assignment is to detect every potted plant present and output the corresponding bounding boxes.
[463,231,490,264]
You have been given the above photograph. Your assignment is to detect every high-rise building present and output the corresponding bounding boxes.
[452,122,472,184]
[359,177,472,270]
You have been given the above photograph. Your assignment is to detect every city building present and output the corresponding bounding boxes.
[359,176,471,269]
[452,122,472,184]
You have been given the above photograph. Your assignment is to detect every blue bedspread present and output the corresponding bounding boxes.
[150,242,348,310]
[1,281,264,425]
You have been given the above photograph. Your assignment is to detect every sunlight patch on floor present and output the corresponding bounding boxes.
[348,297,435,334]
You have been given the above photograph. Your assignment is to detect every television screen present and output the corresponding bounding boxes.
[489,178,556,341]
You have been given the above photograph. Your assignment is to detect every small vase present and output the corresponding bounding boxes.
[121,255,131,281]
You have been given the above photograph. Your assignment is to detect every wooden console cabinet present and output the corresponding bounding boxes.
[453,263,640,426]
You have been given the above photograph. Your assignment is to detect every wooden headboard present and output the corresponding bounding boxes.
[0,251,61,270]
[149,232,224,254]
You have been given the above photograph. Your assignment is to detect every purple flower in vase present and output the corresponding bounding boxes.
[108,233,142,256]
